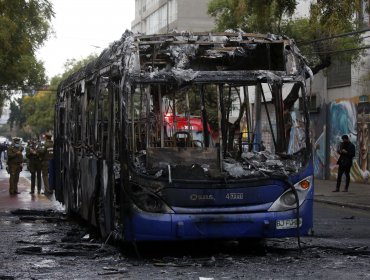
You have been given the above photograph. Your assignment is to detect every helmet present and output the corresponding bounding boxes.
[12,137,21,143]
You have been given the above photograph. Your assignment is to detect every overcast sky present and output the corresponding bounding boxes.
[36,0,135,79]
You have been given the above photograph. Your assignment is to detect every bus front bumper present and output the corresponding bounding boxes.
[123,199,313,241]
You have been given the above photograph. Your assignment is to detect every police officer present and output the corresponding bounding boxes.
[7,137,24,195]
[26,139,42,194]
[37,132,53,195]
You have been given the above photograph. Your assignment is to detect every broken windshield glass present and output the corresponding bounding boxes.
[128,79,310,181]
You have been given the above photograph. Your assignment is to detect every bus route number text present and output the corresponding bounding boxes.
[226,193,244,200]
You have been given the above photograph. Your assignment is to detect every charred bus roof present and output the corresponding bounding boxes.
[59,30,311,90]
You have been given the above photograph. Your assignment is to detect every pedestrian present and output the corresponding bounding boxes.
[7,137,24,195]
[334,134,356,192]
[26,139,42,195]
[37,132,53,195]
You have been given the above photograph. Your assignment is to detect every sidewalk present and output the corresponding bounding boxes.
[314,178,370,211]
[0,168,63,212]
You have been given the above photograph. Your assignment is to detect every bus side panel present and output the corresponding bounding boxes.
[79,157,98,224]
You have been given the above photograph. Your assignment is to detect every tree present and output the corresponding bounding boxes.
[207,0,248,32]
[60,54,99,80]
[0,0,54,92]
[7,97,26,131]
[208,0,297,33]
[208,0,364,75]
[22,89,55,136]
[11,54,99,137]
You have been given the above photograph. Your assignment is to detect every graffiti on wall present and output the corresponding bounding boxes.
[329,98,369,183]
[358,97,369,176]
[311,102,328,180]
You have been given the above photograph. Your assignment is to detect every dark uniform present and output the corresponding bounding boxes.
[335,134,356,192]
[26,140,42,194]
[37,133,53,195]
[7,137,24,195]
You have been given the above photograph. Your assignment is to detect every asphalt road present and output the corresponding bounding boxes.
[1,199,370,280]
[313,201,370,241]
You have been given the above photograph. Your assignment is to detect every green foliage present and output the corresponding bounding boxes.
[208,0,248,31]
[7,97,25,130]
[305,0,363,68]
[61,54,98,79]
[0,0,54,92]
[22,90,55,136]
[208,0,297,33]
[207,0,364,74]
[243,0,297,33]
[7,54,98,138]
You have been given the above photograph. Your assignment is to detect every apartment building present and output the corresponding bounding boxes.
[131,0,215,34]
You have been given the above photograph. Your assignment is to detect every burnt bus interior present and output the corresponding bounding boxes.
[55,31,312,238]
[129,81,310,181]
[129,32,311,181]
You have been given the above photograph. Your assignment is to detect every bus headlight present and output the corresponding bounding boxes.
[268,176,313,212]
[130,184,173,214]
[281,192,296,205]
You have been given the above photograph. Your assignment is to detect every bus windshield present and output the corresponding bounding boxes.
[128,80,310,181]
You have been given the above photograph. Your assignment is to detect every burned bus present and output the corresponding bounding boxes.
[54,31,314,243]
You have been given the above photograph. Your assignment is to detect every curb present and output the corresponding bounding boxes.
[314,198,370,212]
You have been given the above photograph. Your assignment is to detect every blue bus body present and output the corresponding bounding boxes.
[124,163,314,241]
[55,31,314,243]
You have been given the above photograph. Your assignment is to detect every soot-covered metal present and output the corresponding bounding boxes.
[55,30,312,240]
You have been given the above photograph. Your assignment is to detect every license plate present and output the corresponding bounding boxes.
[276,218,302,229]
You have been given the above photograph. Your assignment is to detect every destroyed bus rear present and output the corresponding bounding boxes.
[54,31,314,243]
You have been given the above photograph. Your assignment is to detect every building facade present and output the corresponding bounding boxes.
[309,43,370,184]
[309,1,370,184]
[131,0,215,34]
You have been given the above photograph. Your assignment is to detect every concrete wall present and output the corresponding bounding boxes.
[176,0,215,32]
[132,0,215,34]
[311,96,369,184]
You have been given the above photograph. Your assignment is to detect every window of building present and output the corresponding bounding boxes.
[327,59,351,89]
[145,0,178,34]
[146,0,160,10]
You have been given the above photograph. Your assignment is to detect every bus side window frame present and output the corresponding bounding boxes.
[97,77,110,158]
